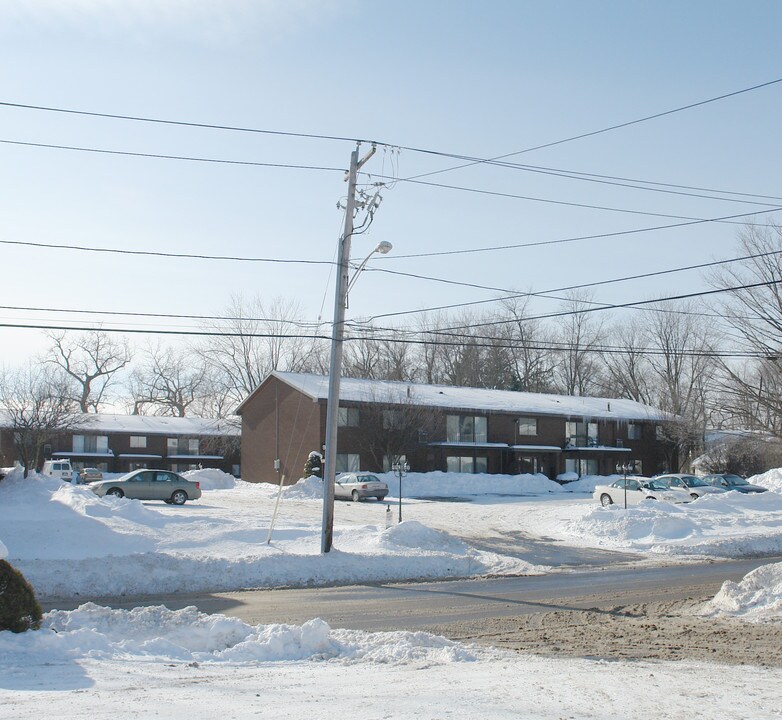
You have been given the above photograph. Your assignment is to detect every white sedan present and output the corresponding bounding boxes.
[593,477,691,507]
[654,473,726,500]
[334,472,389,502]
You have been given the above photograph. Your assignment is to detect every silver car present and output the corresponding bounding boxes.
[334,472,388,502]
[90,469,202,505]
[654,473,726,500]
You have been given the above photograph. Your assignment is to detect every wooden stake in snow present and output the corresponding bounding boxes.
[266,474,286,544]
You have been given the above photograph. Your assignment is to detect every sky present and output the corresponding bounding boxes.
[1,0,781,368]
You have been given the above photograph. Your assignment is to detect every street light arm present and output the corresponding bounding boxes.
[347,241,393,294]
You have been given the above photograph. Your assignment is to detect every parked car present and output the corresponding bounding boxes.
[654,473,727,500]
[334,472,388,502]
[89,469,202,505]
[41,459,73,482]
[80,467,104,483]
[702,473,768,494]
[593,477,691,507]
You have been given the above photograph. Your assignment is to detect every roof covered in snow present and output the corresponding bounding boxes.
[0,411,240,436]
[239,372,670,422]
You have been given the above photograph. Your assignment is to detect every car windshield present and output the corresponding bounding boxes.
[645,480,670,491]
[722,475,749,486]
[357,475,380,483]
[682,476,709,487]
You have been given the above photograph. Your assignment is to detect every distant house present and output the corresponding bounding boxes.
[0,413,240,476]
[236,371,675,484]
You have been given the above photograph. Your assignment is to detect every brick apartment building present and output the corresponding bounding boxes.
[0,413,240,476]
[237,371,676,484]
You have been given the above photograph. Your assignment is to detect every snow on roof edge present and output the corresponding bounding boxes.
[253,371,671,421]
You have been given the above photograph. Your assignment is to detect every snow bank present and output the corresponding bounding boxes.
[701,562,782,623]
[376,470,563,497]
[0,603,477,665]
[182,467,237,490]
[283,476,324,499]
[558,491,782,556]
[749,468,782,494]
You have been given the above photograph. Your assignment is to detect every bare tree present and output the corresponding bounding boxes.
[44,331,132,412]
[129,344,209,417]
[643,301,717,470]
[350,390,437,471]
[500,295,557,392]
[600,317,653,403]
[0,364,81,477]
[343,328,383,379]
[710,221,782,434]
[553,292,605,396]
[197,295,311,410]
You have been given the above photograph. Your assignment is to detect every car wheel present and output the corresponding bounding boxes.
[600,493,613,507]
[351,490,360,502]
[171,490,188,505]
[690,493,699,500]
[106,488,124,498]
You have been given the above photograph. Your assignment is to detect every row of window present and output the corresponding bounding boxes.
[70,435,201,455]
[338,408,647,443]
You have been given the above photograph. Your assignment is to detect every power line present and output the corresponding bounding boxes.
[0,139,345,172]
[424,279,782,335]
[0,320,767,360]
[0,101,371,145]
[0,238,337,265]
[6,136,774,227]
[357,248,782,324]
[378,208,781,260]
[0,304,326,327]
[400,77,782,182]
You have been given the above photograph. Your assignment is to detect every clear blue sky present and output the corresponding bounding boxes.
[1,0,781,364]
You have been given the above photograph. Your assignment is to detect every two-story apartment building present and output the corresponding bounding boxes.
[0,413,240,476]
[236,371,676,484]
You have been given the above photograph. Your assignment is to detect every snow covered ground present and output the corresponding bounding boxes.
[2,467,782,598]
[2,467,782,718]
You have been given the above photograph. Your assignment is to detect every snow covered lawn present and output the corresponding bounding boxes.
[3,469,782,719]
[1,601,781,720]
[3,468,782,598]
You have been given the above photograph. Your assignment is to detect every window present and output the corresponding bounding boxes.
[446,455,487,473]
[167,438,178,455]
[188,439,200,455]
[565,421,598,447]
[130,436,147,449]
[337,407,360,427]
[517,417,537,436]
[446,415,487,443]
[336,453,360,473]
[72,435,109,453]
[565,458,598,476]
[129,462,147,471]
[628,423,643,440]
[383,409,402,429]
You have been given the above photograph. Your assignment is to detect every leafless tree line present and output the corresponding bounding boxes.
[3,222,782,472]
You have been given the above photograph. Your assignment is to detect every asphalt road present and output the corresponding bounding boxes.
[47,555,782,631]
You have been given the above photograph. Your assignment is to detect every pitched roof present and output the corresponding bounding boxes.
[241,371,669,422]
[0,411,240,436]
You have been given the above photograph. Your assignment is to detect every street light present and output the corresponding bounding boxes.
[321,144,391,554]
[616,462,632,509]
[392,458,409,523]
[347,241,393,295]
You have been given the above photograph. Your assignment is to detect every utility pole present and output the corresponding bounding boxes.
[321,142,376,554]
